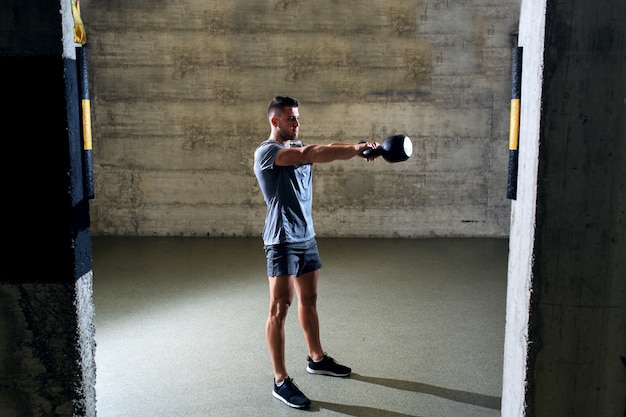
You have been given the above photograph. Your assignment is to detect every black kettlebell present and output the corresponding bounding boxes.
[362,134,413,163]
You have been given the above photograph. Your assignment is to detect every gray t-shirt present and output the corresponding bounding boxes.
[253,140,315,245]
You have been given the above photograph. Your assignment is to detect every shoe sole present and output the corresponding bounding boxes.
[306,366,351,377]
[272,390,311,409]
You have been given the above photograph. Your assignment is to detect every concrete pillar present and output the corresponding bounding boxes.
[0,0,96,416]
[502,0,625,416]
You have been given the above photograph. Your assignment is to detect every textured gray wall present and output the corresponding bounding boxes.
[83,0,520,237]
[1,0,97,415]
[503,0,626,415]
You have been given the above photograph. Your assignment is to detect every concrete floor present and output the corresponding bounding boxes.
[92,236,508,417]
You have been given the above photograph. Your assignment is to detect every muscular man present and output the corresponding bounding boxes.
[253,96,379,409]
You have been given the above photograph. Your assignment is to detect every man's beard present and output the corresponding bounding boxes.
[279,130,297,141]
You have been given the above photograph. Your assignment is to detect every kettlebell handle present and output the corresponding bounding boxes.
[361,147,383,158]
[360,134,413,163]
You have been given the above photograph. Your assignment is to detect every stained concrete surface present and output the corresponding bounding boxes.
[92,237,507,417]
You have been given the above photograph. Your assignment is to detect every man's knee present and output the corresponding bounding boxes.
[269,298,291,320]
[298,292,318,308]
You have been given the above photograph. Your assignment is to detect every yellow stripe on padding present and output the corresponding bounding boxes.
[509,99,520,151]
[81,99,92,150]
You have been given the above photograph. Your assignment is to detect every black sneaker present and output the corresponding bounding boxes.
[272,377,311,409]
[306,354,351,377]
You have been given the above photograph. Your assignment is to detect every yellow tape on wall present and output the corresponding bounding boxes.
[81,99,92,150]
[509,99,520,151]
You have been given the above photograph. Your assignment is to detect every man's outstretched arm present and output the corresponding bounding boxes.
[275,142,379,166]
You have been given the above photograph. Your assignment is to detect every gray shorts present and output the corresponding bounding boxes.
[264,239,322,277]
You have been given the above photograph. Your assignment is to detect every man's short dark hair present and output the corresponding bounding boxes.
[268,96,299,116]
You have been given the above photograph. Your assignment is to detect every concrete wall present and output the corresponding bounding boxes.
[502,0,626,416]
[1,0,97,415]
[81,0,520,238]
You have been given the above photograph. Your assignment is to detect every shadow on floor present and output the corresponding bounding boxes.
[307,373,500,416]
[311,400,420,416]
[351,373,501,409]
